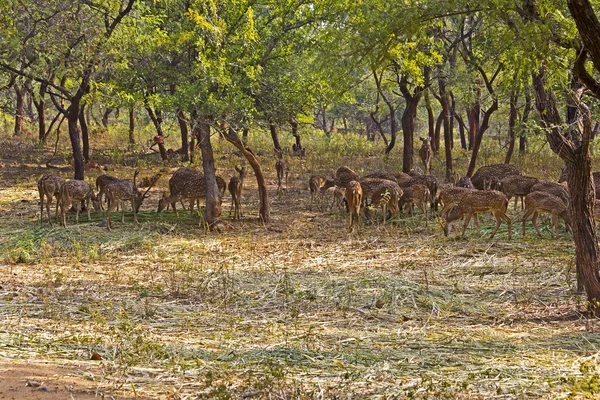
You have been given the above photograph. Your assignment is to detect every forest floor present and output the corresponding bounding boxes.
[0,133,598,399]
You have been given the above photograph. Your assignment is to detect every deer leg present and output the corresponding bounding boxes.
[461,213,471,239]
[522,209,533,237]
[86,199,91,221]
[490,212,502,239]
[133,198,139,224]
[106,199,115,231]
[532,211,542,237]
[504,212,512,240]
[513,196,518,210]
[551,212,558,238]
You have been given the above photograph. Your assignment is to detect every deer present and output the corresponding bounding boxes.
[228,166,246,219]
[370,184,401,224]
[164,168,226,214]
[418,137,433,174]
[455,176,474,188]
[334,166,360,189]
[95,174,120,209]
[471,164,522,190]
[104,170,157,231]
[558,167,600,199]
[158,174,209,216]
[442,190,511,240]
[530,181,570,207]
[56,180,100,227]
[522,191,571,238]
[309,175,326,205]
[38,174,65,223]
[346,180,363,232]
[275,150,290,193]
[400,175,439,211]
[499,174,539,210]
[330,186,345,211]
[398,183,431,226]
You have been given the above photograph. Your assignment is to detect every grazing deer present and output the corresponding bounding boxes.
[104,170,157,230]
[228,166,246,219]
[158,174,210,216]
[530,181,570,207]
[522,191,571,238]
[275,151,290,193]
[400,175,439,211]
[499,174,539,210]
[165,168,226,214]
[56,180,99,226]
[398,184,431,226]
[455,176,474,188]
[418,137,433,174]
[443,190,511,239]
[358,178,402,222]
[471,164,521,190]
[38,174,64,223]
[335,166,360,189]
[96,174,120,209]
[330,186,345,211]
[309,175,326,204]
[346,180,363,232]
[558,167,600,199]
[370,184,401,224]
[438,187,480,231]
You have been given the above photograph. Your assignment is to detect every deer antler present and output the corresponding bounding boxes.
[141,173,161,198]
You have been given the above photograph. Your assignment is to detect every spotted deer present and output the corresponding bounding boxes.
[158,173,219,216]
[104,171,157,231]
[522,191,571,238]
[96,174,120,209]
[370,184,402,224]
[530,181,569,207]
[346,180,363,232]
[309,175,326,205]
[418,137,433,174]
[443,190,511,239]
[398,183,431,226]
[471,164,521,190]
[228,166,246,219]
[56,180,99,226]
[400,175,439,211]
[499,174,539,210]
[275,151,290,193]
[38,174,65,223]
[334,166,360,189]
[164,168,225,214]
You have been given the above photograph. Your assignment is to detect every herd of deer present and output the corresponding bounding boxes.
[310,155,594,238]
[37,165,247,230]
[34,140,598,239]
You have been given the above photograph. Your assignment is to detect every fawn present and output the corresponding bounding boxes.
[38,174,65,223]
[56,180,99,226]
[346,180,363,233]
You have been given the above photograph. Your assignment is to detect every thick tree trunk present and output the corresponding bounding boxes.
[197,119,222,230]
[67,103,85,180]
[224,127,270,223]
[269,123,282,152]
[176,109,189,161]
[466,100,498,177]
[14,84,24,136]
[505,92,518,164]
[79,104,90,162]
[128,106,135,145]
[533,70,600,311]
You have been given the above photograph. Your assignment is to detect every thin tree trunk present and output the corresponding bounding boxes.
[425,89,437,153]
[176,109,189,161]
[197,119,222,230]
[128,106,135,144]
[455,112,467,150]
[242,127,249,145]
[505,91,519,164]
[291,119,303,153]
[34,82,47,142]
[67,102,85,180]
[466,100,499,177]
[438,73,453,180]
[519,91,532,155]
[102,107,113,128]
[79,104,90,162]
[224,127,270,223]
[14,84,24,136]
[145,106,168,161]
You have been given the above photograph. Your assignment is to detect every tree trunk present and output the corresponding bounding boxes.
[269,123,282,152]
[14,84,24,136]
[79,104,90,162]
[425,89,437,153]
[455,112,467,150]
[291,119,303,153]
[533,69,600,311]
[67,102,85,180]
[197,119,222,230]
[129,106,135,145]
[34,82,47,142]
[466,99,498,177]
[102,107,113,128]
[176,109,189,161]
[190,121,196,164]
[519,91,531,155]
[438,74,453,180]
[384,103,397,155]
[242,127,249,145]
[145,106,168,161]
[467,104,480,150]
[505,92,519,164]
[224,127,270,223]
[435,111,443,153]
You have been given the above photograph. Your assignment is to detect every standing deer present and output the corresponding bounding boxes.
[275,151,290,193]
[56,180,99,227]
[228,166,246,219]
[104,170,156,231]
[96,174,120,209]
[346,180,363,232]
[398,184,431,226]
[522,191,571,238]
[443,190,511,239]
[418,137,433,174]
[164,168,226,214]
[309,175,326,205]
[38,174,64,223]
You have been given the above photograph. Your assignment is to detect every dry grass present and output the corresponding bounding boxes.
[1,129,600,399]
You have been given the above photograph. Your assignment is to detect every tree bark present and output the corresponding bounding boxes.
[67,102,85,180]
[519,91,532,154]
[197,119,222,230]
[466,99,498,177]
[14,84,24,136]
[79,104,90,162]
[242,127,249,145]
[102,107,113,128]
[145,106,168,161]
[505,91,519,164]
[128,106,135,145]
[33,82,47,142]
[176,109,189,161]
[455,112,467,150]
[224,127,270,223]
[425,89,437,153]
[269,123,282,152]
[438,73,453,180]
[533,69,600,311]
